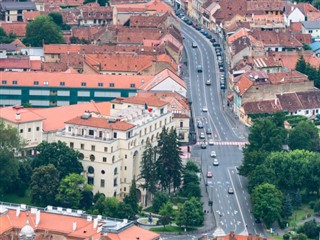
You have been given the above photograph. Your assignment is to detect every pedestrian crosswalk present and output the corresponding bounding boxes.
[196,141,249,146]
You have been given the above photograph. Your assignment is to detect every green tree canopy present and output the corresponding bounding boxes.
[84,0,109,6]
[176,197,204,229]
[296,56,307,73]
[31,164,59,206]
[32,141,83,180]
[56,173,92,209]
[23,15,65,47]
[152,192,170,213]
[123,179,139,218]
[297,219,320,239]
[139,140,157,206]
[252,183,282,228]
[288,120,320,151]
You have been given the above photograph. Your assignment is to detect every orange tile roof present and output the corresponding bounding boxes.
[0,71,153,89]
[140,68,186,90]
[227,28,249,45]
[11,39,26,48]
[66,116,136,131]
[112,95,168,107]
[277,51,320,70]
[0,58,30,69]
[0,106,44,124]
[115,0,173,14]
[1,22,27,37]
[290,22,302,32]
[117,28,162,43]
[23,11,40,21]
[268,70,308,84]
[43,44,82,54]
[234,75,254,96]
[32,102,111,132]
[107,225,160,240]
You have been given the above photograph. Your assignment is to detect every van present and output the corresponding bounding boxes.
[192,42,198,48]
[197,65,203,72]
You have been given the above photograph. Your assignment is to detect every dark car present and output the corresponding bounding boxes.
[206,34,212,39]
[216,51,222,57]
[192,23,198,28]
[187,20,192,25]
[210,38,216,43]
[202,31,208,36]
[219,67,224,72]
[206,128,212,135]
[213,43,220,48]
[196,26,202,31]
[201,143,207,149]
[215,47,222,52]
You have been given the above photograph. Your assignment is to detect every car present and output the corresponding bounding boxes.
[218,62,223,68]
[202,106,208,112]
[187,20,193,25]
[181,16,186,20]
[210,38,216,43]
[216,51,222,57]
[200,28,205,33]
[201,143,207,149]
[192,42,198,48]
[197,65,203,72]
[213,159,219,166]
[228,187,234,194]
[196,26,201,31]
[217,56,222,61]
[220,82,226,89]
[206,34,212,39]
[255,218,262,224]
[210,151,216,158]
[192,23,198,28]
[206,171,213,178]
[213,43,220,48]
[202,31,208,36]
[215,47,222,52]
[197,121,204,128]
[208,139,214,145]
[200,132,205,139]
[206,79,211,85]
[219,67,224,72]
[206,128,211,134]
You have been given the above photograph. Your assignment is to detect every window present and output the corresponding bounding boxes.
[125,154,127,159]
[112,156,115,163]
[88,166,94,174]
[180,121,183,127]
[124,187,127,192]
[12,80,18,85]
[98,82,103,87]
[113,132,117,138]
[91,145,95,151]
[103,157,107,162]
[70,142,74,148]
[101,179,105,187]
[160,108,164,114]
[78,153,84,160]
[111,147,113,152]
[306,110,309,114]
[87,177,94,185]
[51,54,54,58]
[36,127,40,131]
[113,178,117,186]
[124,166,127,170]
[60,82,65,86]
[112,104,115,109]
[81,144,84,150]
[2,80,6,84]
[90,154,95,161]
[89,129,94,136]
[101,170,105,174]
[20,129,23,133]
[104,147,108,152]
[114,167,118,175]
[28,128,31,132]
[81,82,86,86]
[68,126,72,132]
[109,83,114,87]
[130,84,135,88]
[43,81,48,85]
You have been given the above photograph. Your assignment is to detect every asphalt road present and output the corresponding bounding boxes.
[179,20,266,237]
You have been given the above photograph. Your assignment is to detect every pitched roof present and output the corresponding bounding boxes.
[129,14,167,28]
[117,28,163,44]
[139,68,186,90]
[302,20,320,29]
[0,58,30,69]
[23,10,40,21]
[1,22,27,37]
[0,2,36,10]
[107,225,160,240]
[11,39,26,48]
[309,41,320,51]
[267,71,308,84]
[0,71,152,89]
[276,92,302,112]
[111,95,168,107]
[276,51,320,70]
[66,116,136,131]
[296,2,319,16]
[296,90,320,109]
[243,99,281,114]
[227,28,249,45]
[234,74,254,96]
[32,102,111,132]
[0,106,44,124]
[290,22,302,32]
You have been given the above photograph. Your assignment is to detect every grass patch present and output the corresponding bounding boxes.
[149,225,196,233]
[0,189,32,205]
[269,232,283,240]
[143,206,154,212]
[289,205,314,227]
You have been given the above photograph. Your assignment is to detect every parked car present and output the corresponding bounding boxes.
[206,34,212,39]
[210,38,216,43]
[207,171,213,178]
[206,128,211,134]
[196,26,201,31]
[197,121,204,128]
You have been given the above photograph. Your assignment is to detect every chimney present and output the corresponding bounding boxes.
[93,218,98,229]
[73,222,77,232]
[15,113,21,121]
[16,207,20,217]
[35,210,40,227]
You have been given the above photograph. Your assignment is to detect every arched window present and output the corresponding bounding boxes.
[90,154,95,161]
[88,166,94,174]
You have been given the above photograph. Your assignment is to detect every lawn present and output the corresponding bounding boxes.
[269,232,283,240]
[289,205,314,227]
[149,225,196,233]
[0,190,32,205]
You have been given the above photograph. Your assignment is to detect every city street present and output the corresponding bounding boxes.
[179,20,265,237]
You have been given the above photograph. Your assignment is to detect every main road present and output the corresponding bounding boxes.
[180,21,265,236]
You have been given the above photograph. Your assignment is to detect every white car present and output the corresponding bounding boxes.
[210,151,216,158]
[208,139,214,145]
[202,106,208,112]
[213,159,219,166]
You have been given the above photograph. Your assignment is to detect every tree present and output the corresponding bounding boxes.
[56,173,92,209]
[185,161,200,173]
[238,150,269,177]
[313,199,320,214]
[123,179,139,217]
[30,164,59,206]
[32,141,83,180]
[180,169,201,198]
[297,219,320,239]
[48,12,63,27]
[176,197,204,229]
[15,159,32,196]
[296,56,306,74]
[0,121,21,194]
[282,194,293,219]
[152,192,170,213]
[139,140,157,206]
[158,202,173,228]
[80,189,93,210]
[84,0,109,6]
[247,164,276,193]
[23,15,65,47]
[293,190,302,208]
[252,183,283,228]
[288,120,320,152]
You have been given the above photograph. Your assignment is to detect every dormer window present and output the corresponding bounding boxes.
[81,82,86,87]
[109,83,115,87]
[130,84,135,88]
[98,82,103,87]
[60,82,65,86]
[2,80,6,84]
[34,81,39,85]
[43,81,48,85]
[12,80,18,85]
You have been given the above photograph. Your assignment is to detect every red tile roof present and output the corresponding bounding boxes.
[107,225,160,240]
[0,71,153,89]
[0,106,44,124]
[1,22,27,37]
[111,95,168,107]
[277,51,320,70]
[23,11,40,21]
[290,22,302,32]
[267,71,308,84]
[243,99,281,114]
[234,75,254,96]
[0,58,30,69]
[66,116,136,131]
